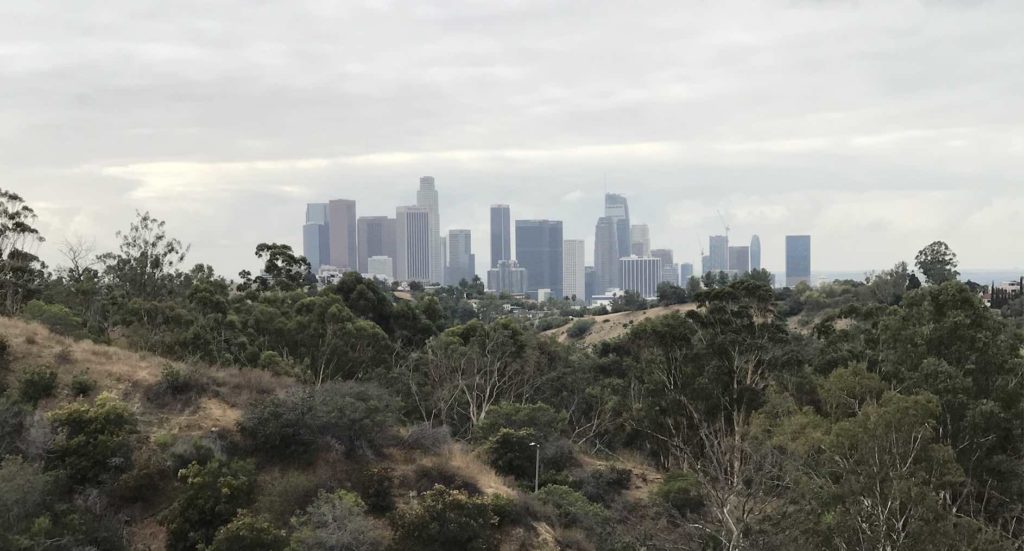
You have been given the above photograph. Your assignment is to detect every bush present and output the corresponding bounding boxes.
[536,316,570,332]
[654,470,704,517]
[486,428,538,480]
[354,466,397,514]
[403,423,452,454]
[566,318,596,340]
[533,485,609,530]
[17,367,58,405]
[289,490,392,551]
[0,395,28,456]
[22,300,88,338]
[149,364,207,404]
[69,370,97,397]
[239,381,400,461]
[573,466,632,505]
[209,512,288,551]
[165,433,225,472]
[53,345,74,366]
[163,459,257,551]
[475,403,568,442]
[409,463,481,496]
[254,470,325,527]
[112,444,173,505]
[47,392,138,485]
[391,486,499,551]
[0,333,10,371]
[0,455,55,539]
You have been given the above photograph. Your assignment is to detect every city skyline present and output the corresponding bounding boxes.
[12,2,1024,278]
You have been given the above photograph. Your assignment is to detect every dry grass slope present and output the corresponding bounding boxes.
[544,303,698,345]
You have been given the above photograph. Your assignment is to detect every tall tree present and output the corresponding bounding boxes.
[915,241,960,285]
[0,189,47,314]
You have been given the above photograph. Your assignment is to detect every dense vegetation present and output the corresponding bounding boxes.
[1,188,1023,549]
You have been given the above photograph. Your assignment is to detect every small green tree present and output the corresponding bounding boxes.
[288,490,391,551]
[163,459,257,551]
[208,512,287,551]
[47,392,138,485]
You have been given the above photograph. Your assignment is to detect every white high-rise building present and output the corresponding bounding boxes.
[416,176,443,284]
[396,206,431,282]
[562,239,586,302]
[620,256,663,299]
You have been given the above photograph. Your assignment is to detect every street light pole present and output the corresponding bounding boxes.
[529,442,540,493]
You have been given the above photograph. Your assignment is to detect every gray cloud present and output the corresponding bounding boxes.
[5,0,1023,277]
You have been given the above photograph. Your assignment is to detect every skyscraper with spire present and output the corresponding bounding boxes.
[604,193,631,268]
[416,176,443,284]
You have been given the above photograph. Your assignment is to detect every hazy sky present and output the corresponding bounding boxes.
[6,0,1023,278]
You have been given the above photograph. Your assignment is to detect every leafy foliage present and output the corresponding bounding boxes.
[288,490,392,551]
[16,366,58,405]
[47,392,138,485]
[391,486,499,551]
[163,459,257,551]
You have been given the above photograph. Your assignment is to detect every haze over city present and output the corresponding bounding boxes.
[7,1,1023,278]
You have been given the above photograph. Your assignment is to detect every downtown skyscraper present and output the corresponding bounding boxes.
[328,199,358,271]
[708,235,729,273]
[490,204,511,269]
[303,203,329,273]
[515,220,563,299]
[562,239,586,302]
[357,216,396,276]
[396,206,431,282]
[786,235,811,287]
[594,216,620,293]
[605,193,631,267]
[446,229,475,285]
[416,176,443,284]
[750,235,762,271]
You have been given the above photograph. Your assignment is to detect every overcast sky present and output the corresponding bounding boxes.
[5,0,1023,278]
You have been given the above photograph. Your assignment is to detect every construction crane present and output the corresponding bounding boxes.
[716,209,730,239]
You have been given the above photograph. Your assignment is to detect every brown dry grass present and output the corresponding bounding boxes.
[0,316,296,435]
[544,303,698,346]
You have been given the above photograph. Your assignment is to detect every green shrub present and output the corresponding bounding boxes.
[238,381,400,461]
[289,490,391,551]
[354,466,397,514]
[533,485,609,529]
[475,403,568,442]
[165,434,224,472]
[403,423,452,454]
[0,455,55,539]
[573,466,632,505]
[69,370,97,397]
[391,486,499,551]
[149,364,207,404]
[17,367,58,405]
[0,395,28,456]
[654,470,704,517]
[486,428,538,480]
[254,470,324,527]
[112,444,173,505]
[536,316,570,332]
[163,459,257,551]
[0,333,10,371]
[47,392,138,485]
[566,318,596,340]
[21,300,87,339]
[208,512,287,551]
[53,345,74,366]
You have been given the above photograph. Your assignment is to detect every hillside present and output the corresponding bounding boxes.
[545,303,698,345]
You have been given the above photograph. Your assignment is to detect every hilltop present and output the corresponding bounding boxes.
[544,303,698,345]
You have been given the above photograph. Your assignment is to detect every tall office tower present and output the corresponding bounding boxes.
[701,255,710,275]
[562,239,586,302]
[396,206,431,282]
[620,256,662,299]
[357,216,396,276]
[440,236,448,281]
[729,246,750,273]
[490,204,512,269]
[447,229,475,285]
[708,235,729,273]
[750,235,762,271]
[680,262,694,282]
[487,259,528,295]
[605,193,631,269]
[630,224,651,257]
[594,216,620,293]
[303,203,330,273]
[367,256,393,279]
[584,266,596,306]
[785,235,812,287]
[327,199,358,271]
[416,176,443,284]
[515,220,563,298]
[651,249,676,284]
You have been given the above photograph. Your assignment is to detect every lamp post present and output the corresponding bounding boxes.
[529,442,540,493]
